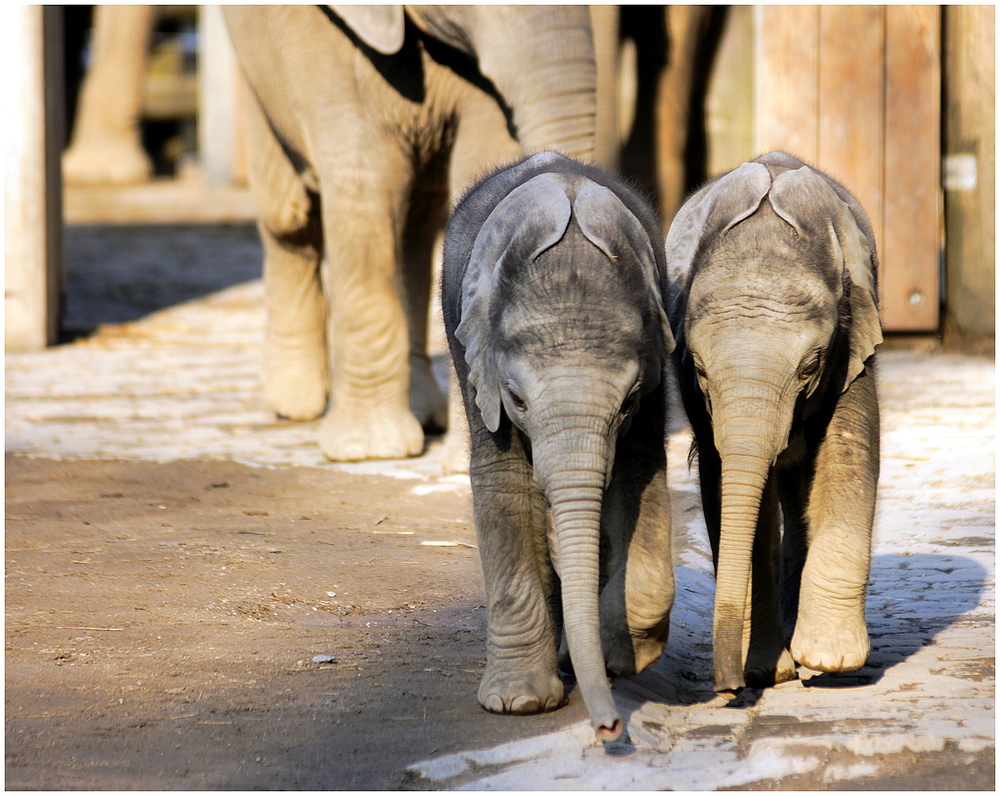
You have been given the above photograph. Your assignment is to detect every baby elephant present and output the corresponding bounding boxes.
[442,152,676,742]
[666,151,882,699]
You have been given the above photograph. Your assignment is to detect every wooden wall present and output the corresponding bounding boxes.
[706,6,946,333]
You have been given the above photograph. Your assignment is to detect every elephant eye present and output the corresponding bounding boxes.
[621,385,641,417]
[507,388,527,412]
[798,353,822,380]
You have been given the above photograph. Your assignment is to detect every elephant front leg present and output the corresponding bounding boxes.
[471,430,564,714]
[791,367,879,673]
[318,171,424,461]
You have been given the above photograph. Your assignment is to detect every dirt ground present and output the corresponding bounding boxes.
[6,452,994,791]
[6,216,994,790]
[4,454,597,790]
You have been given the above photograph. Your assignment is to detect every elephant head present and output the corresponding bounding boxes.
[451,152,673,740]
[330,5,597,160]
[666,152,882,698]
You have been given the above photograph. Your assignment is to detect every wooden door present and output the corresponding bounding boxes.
[754,6,942,332]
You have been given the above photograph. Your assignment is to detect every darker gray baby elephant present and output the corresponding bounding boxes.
[666,151,882,701]
[442,152,676,743]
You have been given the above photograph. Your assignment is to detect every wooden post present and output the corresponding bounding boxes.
[5,6,64,351]
[943,5,995,341]
[198,4,245,186]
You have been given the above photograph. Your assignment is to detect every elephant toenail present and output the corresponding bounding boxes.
[379,442,406,458]
[342,444,366,460]
[511,696,539,713]
[483,695,504,714]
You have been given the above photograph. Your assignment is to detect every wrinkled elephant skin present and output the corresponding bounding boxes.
[442,152,676,743]
[222,6,597,461]
[666,151,883,699]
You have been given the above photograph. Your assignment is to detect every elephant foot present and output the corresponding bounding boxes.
[63,138,153,186]
[790,612,870,673]
[745,647,797,688]
[262,342,328,421]
[319,399,424,461]
[437,432,469,474]
[408,354,448,433]
[478,666,565,715]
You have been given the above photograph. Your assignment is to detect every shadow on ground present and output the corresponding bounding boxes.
[62,223,262,340]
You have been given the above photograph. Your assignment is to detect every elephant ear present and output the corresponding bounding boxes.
[455,174,573,432]
[664,162,772,296]
[769,166,883,388]
[329,6,405,54]
[574,184,675,356]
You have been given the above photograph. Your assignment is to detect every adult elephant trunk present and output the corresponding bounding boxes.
[473,6,597,161]
[532,424,620,742]
[710,379,795,698]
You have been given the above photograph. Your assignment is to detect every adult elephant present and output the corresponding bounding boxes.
[223,6,597,461]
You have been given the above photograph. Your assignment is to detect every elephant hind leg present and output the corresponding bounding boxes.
[744,474,796,687]
[242,87,328,422]
[600,400,675,676]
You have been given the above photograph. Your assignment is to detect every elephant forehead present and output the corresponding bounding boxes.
[688,264,837,323]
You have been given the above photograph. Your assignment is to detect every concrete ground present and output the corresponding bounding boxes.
[5,199,995,789]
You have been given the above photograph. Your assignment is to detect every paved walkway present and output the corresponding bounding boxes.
[6,275,994,788]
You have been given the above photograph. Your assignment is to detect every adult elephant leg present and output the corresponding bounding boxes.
[589,5,622,171]
[401,161,449,434]
[744,475,796,687]
[318,151,423,461]
[470,422,564,714]
[63,5,155,185]
[242,88,327,421]
[791,366,879,672]
[599,388,674,676]
[655,5,714,224]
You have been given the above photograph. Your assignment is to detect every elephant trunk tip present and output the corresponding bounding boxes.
[596,716,623,744]
[713,654,746,702]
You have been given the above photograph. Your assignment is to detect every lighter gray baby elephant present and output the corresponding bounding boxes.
[442,152,676,743]
[666,151,882,700]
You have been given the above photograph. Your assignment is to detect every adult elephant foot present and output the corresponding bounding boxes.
[319,399,424,461]
[262,338,328,422]
[408,354,448,433]
[790,610,870,673]
[62,138,153,186]
[478,663,565,715]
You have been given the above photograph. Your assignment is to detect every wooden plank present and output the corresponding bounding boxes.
[817,4,885,288]
[943,5,995,340]
[754,5,819,161]
[883,5,941,331]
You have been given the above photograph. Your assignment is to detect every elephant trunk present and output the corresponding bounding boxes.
[533,426,621,742]
[475,7,597,161]
[710,381,794,699]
